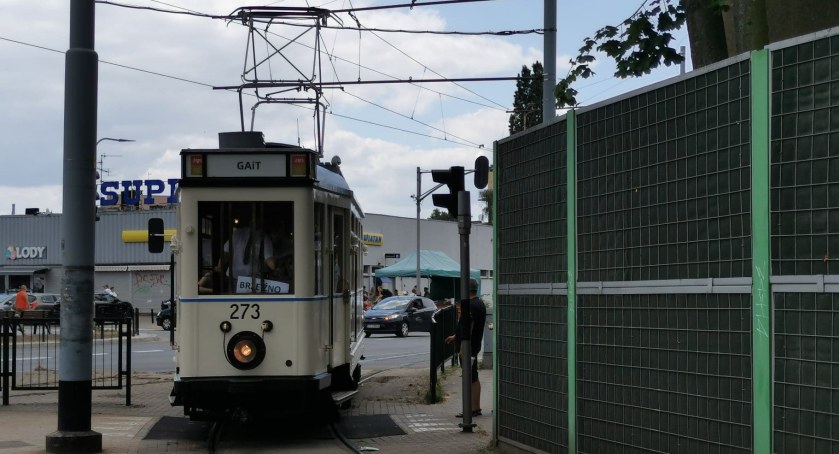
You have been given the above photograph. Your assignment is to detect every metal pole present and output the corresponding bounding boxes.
[47,0,102,452]
[457,190,474,432]
[416,167,421,298]
[543,0,557,121]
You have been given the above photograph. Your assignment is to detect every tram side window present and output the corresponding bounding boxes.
[314,203,324,295]
[333,213,345,293]
[197,201,294,295]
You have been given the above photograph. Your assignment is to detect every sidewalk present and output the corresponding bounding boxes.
[0,329,495,453]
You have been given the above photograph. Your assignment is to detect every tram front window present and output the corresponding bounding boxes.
[198,201,294,295]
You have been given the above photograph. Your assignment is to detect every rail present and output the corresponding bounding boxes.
[1,311,133,406]
[428,304,457,403]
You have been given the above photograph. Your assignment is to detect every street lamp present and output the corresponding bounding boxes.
[96,137,134,146]
[96,138,134,182]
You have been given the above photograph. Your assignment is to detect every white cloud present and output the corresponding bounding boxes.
[0,0,688,219]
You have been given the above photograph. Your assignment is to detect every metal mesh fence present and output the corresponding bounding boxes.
[497,294,568,452]
[770,35,839,276]
[496,121,567,285]
[577,293,753,454]
[494,29,839,454]
[774,292,839,453]
[576,60,752,282]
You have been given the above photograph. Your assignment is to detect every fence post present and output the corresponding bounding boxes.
[566,108,578,453]
[125,319,132,406]
[2,315,9,405]
[750,48,772,454]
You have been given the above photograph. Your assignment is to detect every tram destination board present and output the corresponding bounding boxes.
[180,148,316,182]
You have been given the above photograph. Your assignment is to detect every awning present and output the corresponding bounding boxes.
[95,265,171,272]
[0,266,50,274]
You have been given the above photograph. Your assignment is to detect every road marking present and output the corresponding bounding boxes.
[93,416,151,438]
[134,349,164,353]
[404,413,458,432]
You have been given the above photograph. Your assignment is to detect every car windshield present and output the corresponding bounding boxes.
[374,297,410,311]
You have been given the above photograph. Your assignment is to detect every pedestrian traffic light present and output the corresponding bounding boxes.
[431,166,465,217]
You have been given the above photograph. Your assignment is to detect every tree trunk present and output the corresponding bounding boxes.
[722,0,769,56]
[682,0,729,69]
[765,0,839,44]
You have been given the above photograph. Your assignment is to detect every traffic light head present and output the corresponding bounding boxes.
[431,166,465,217]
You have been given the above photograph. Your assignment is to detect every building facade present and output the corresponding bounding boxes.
[361,213,494,301]
[1,209,493,310]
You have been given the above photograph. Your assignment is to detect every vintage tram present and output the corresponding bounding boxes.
[153,131,365,421]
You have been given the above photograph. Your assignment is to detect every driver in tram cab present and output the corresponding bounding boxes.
[216,216,293,294]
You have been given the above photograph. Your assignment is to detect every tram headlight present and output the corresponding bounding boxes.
[226,331,266,370]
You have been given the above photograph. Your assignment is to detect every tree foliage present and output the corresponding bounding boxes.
[428,208,454,221]
[508,62,544,134]
[479,188,493,224]
[553,0,839,109]
[555,0,686,108]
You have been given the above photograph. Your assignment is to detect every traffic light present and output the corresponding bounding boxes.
[431,166,465,217]
[148,218,165,253]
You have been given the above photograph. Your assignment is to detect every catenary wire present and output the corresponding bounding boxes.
[100,0,513,112]
[0,35,484,150]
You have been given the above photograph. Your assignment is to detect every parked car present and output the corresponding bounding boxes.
[155,300,174,330]
[363,296,437,337]
[94,292,134,319]
[1,292,59,314]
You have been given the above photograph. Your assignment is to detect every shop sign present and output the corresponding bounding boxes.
[5,245,46,260]
[362,232,384,246]
[99,178,179,206]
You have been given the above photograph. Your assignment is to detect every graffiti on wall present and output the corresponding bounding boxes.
[132,272,170,298]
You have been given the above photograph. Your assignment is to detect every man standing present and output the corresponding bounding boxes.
[15,284,30,315]
[445,278,487,417]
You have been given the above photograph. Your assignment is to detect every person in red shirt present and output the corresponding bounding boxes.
[15,284,30,315]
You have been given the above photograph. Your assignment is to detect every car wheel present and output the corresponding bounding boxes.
[364,331,371,338]
[396,321,409,337]
[161,317,173,331]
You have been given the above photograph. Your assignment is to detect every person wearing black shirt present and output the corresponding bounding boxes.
[445,278,486,417]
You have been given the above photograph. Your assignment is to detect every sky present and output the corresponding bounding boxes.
[0,0,692,221]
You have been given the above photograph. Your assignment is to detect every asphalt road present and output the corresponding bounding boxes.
[9,323,434,374]
[131,325,433,373]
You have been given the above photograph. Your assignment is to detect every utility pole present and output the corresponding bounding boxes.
[543,0,557,121]
[46,0,101,452]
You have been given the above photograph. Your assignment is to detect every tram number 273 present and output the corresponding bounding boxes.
[230,304,261,320]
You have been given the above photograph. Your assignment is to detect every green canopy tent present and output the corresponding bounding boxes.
[373,250,480,301]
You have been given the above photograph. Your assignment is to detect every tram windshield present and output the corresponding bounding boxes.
[197,201,294,295]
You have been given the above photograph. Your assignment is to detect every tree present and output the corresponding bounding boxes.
[428,208,454,221]
[479,188,493,225]
[555,0,839,108]
[509,62,544,134]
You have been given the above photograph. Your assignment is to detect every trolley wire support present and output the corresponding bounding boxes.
[221,7,339,157]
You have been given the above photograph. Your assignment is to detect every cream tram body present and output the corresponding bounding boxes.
[168,139,364,419]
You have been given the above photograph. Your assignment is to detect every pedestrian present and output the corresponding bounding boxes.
[444,278,486,418]
[411,286,417,296]
[15,284,30,316]
[423,287,430,298]
[103,285,115,297]
[109,286,118,298]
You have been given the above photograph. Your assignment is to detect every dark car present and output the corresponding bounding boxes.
[363,296,437,337]
[94,292,134,319]
[156,300,174,331]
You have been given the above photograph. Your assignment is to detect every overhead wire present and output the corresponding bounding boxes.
[98,0,513,112]
[0,34,483,150]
